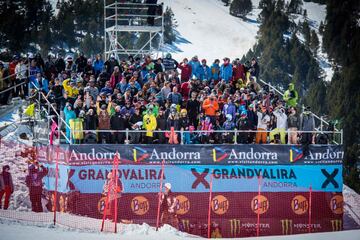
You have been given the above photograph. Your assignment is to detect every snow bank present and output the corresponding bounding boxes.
[344,185,360,226]
[0,213,198,240]
[0,138,34,212]
[0,216,360,240]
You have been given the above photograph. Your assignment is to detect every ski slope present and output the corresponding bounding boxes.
[160,0,261,61]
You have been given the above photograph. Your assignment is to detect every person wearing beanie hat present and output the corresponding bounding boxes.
[0,165,14,210]
[160,182,178,229]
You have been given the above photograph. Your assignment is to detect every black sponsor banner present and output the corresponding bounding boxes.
[59,144,343,166]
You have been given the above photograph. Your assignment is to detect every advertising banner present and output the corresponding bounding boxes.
[50,191,344,238]
[50,144,344,166]
[43,164,343,193]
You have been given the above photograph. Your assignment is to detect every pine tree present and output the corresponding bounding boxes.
[302,20,311,46]
[164,7,176,44]
[324,0,360,192]
[230,0,253,18]
[318,21,325,35]
[303,9,307,18]
[310,29,320,55]
[287,0,303,14]
[222,0,230,6]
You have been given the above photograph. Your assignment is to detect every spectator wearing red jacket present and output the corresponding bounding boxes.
[178,58,192,82]
[180,79,191,101]
[232,58,245,82]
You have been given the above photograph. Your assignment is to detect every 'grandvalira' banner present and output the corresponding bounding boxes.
[49,144,343,166]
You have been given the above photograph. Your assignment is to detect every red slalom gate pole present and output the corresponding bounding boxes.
[53,145,60,225]
[207,173,214,239]
[308,185,312,233]
[156,160,165,231]
[257,175,262,237]
[114,152,120,233]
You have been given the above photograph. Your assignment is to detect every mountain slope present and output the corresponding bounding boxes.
[160,0,261,61]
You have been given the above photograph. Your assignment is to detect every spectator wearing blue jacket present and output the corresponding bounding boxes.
[100,81,113,95]
[64,103,77,142]
[210,59,220,82]
[196,59,211,81]
[188,55,200,78]
[220,57,233,83]
[93,54,104,77]
[30,72,49,94]
[115,78,128,94]
[167,86,182,105]
[144,70,156,83]
[29,61,41,91]
[222,98,237,121]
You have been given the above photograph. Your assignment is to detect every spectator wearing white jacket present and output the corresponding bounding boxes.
[270,107,288,144]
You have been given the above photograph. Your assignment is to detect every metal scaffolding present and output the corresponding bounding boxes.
[104,1,164,59]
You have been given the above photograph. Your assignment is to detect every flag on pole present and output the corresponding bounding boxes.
[24,103,35,117]
[49,120,59,145]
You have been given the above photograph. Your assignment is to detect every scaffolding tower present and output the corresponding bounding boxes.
[104,1,164,60]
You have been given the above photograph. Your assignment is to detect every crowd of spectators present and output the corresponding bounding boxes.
[0,52,319,145]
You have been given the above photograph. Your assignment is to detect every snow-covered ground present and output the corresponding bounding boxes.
[0,216,359,240]
[160,0,333,81]
[160,0,261,61]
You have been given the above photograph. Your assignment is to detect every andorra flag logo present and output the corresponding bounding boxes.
[289,146,303,163]
[133,146,149,162]
[212,147,228,163]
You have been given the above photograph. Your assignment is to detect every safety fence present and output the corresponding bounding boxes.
[66,129,343,145]
[0,142,344,238]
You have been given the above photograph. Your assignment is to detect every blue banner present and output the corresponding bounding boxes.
[44,164,343,194]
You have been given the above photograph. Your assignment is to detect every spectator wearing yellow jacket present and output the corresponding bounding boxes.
[62,78,79,98]
[143,105,157,143]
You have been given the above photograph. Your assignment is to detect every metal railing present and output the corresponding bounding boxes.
[29,82,72,144]
[258,79,340,132]
[0,68,34,95]
[68,129,342,145]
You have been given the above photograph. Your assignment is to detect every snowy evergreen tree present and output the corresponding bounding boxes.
[287,0,303,14]
[310,29,320,55]
[164,7,176,44]
[230,0,253,18]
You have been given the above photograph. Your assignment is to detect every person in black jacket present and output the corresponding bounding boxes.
[25,163,48,212]
[84,109,98,144]
[111,106,128,144]
[156,107,167,144]
[249,57,260,80]
[129,108,143,144]
[186,92,200,128]
[55,54,66,73]
[246,104,258,143]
